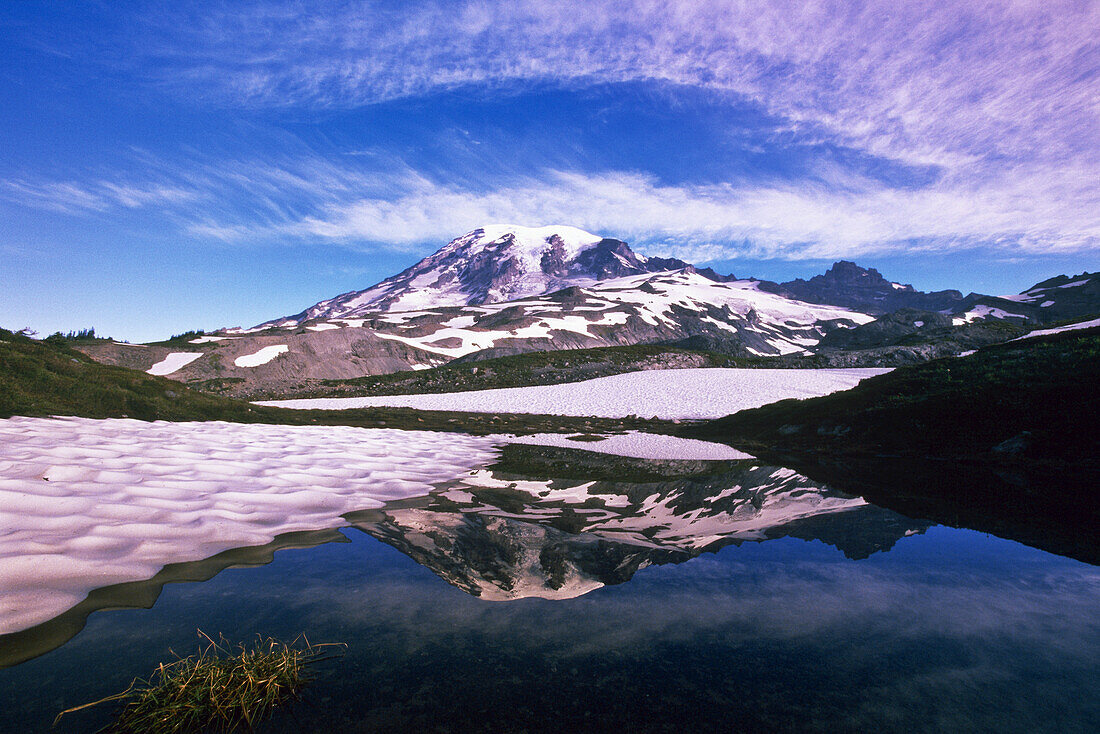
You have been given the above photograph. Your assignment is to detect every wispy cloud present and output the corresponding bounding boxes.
[0,178,197,214]
[6,150,1097,261]
[279,165,1100,260]
[133,0,1097,173]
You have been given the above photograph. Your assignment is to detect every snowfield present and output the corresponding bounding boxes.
[0,417,501,634]
[259,367,891,419]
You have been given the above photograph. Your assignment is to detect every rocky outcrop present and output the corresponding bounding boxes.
[759,261,966,314]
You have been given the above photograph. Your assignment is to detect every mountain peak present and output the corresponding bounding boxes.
[820,261,897,286]
[759,261,962,315]
[262,225,698,325]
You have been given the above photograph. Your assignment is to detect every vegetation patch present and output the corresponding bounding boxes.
[55,632,343,733]
[42,327,110,344]
[490,444,741,484]
[145,329,208,347]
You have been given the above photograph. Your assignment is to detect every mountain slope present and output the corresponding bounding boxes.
[958,270,1100,325]
[0,327,272,422]
[0,326,690,438]
[79,270,874,396]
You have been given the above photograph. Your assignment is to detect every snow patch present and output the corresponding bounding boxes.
[234,345,288,367]
[1011,317,1100,341]
[495,432,753,460]
[188,336,237,344]
[444,315,478,328]
[146,352,202,375]
[955,305,1027,323]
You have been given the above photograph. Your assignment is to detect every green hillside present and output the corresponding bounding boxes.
[0,327,673,437]
[0,328,275,422]
[689,328,1100,468]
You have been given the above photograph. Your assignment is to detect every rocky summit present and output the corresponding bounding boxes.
[758,260,966,314]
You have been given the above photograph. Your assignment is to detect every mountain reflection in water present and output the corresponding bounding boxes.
[350,446,929,601]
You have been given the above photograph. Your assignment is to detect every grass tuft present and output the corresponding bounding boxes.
[55,631,344,733]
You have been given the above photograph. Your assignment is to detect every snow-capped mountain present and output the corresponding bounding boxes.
[73,227,884,391]
[73,224,1099,396]
[263,225,701,326]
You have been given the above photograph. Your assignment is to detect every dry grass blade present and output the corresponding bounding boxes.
[53,631,346,733]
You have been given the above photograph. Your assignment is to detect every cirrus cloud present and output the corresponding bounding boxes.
[134,0,1098,175]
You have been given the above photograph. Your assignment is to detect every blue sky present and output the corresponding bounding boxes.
[2,1,1097,341]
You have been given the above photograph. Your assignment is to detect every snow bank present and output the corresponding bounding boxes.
[189,336,236,344]
[0,417,502,634]
[146,352,203,375]
[258,367,890,419]
[234,344,288,367]
[1012,317,1100,341]
[952,305,1027,325]
[494,431,752,460]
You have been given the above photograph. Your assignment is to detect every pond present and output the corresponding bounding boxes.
[1,441,1097,733]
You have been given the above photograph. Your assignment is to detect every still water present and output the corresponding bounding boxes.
[1,446,1097,732]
